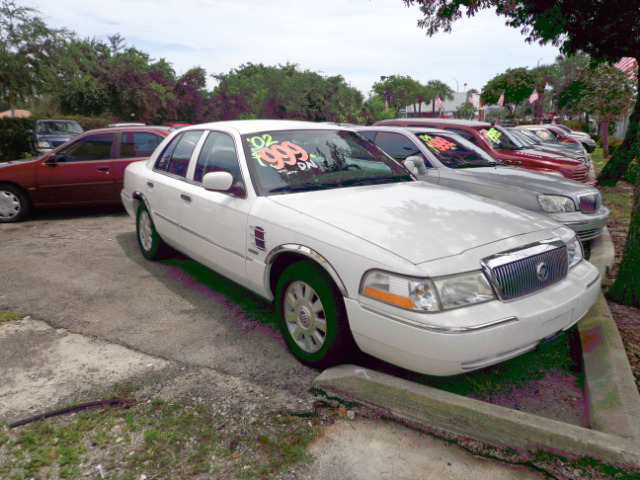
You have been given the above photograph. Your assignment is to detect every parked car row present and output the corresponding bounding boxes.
[374,118,596,185]
[120,120,600,376]
[356,125,608,243]
[1,119,604,378]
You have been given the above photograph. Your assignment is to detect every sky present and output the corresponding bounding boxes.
[22,0,562,97]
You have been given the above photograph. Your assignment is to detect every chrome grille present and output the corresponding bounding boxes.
[481,239,569,301]
[577,227,604,242]
[571,164,589,183]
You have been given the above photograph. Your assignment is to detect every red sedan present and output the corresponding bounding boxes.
[0,126,171,222]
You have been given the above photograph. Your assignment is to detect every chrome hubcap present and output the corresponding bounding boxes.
[138,210,153,251]
[0,190,20,219]
[283,280,327,353]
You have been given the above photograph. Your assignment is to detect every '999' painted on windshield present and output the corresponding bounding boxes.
[249,135,318,170]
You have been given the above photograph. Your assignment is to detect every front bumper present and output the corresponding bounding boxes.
[551,206,610,243]
[345,260,600,376]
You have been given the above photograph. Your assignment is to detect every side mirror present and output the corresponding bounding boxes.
[202,171,234,192]
[43,153,58,165]
[26,129,35,136]
[404,155,428,175]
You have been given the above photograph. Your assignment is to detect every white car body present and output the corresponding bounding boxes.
[121,120,601,376]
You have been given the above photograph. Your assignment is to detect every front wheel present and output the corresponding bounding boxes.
[0,184,31,223]
[136,204,171,260]
[276,262,355,369]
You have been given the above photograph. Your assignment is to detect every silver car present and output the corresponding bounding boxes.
[356,125,609,244]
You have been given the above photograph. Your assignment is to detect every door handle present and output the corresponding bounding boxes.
[146,181,154,188]
[181,193,192,203]
[96,167,110,174]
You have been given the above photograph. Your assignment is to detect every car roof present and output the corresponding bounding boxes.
[355,125,451,135]
[81,125,173,135]
[180,119,352,135]
[377,118,492,128]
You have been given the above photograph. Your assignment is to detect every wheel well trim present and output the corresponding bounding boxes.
[131,191,150,210]
[266,244,348,297]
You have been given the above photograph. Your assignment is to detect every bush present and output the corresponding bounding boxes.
[607,137,624,155]
[0,118,33,162]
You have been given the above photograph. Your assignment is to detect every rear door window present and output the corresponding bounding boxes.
[154,130,204,178]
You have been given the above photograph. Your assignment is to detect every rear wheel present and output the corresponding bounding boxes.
[0,184,31,223]
[136,204,171,260]
[276,262,355,369]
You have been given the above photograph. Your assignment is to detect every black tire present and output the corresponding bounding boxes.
[276,262,356,369]
[136,204,171,260]
[0,183,32,223]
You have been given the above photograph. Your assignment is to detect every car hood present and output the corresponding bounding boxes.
[268,182,558,264]
[444,166,593,196]
[0,157,40,166]
[499,148,581,165]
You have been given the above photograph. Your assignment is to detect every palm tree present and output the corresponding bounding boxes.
[427,80,454,113]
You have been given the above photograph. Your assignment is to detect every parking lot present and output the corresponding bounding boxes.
[0,206,592,424]
[0,207,322,422]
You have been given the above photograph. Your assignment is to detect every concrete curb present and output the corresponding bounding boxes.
[316,227,640,469]
[316,365,640,468]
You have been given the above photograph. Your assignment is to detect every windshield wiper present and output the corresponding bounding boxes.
[267,182,336,194]
[339,175,408,187]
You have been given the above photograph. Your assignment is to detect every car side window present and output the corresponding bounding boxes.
[59,132,115,162]
[154,130,203,178]
[358,131,376,142]
[373,132,433,167]
[120,132,163,158]
[193,132,241,183]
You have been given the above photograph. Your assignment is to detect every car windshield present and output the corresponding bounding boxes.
[35,121,83,135]
[242,129,412,195]
[528,128,560,143]
[516,128,543,144]
[476,125,522,150]
[511,128,545,148]
[412,131,501,168]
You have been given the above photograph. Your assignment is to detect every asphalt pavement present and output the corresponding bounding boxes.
[2,212,639,479]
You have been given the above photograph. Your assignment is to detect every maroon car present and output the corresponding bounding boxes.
[374,119,593,185]
[0,126,171,222]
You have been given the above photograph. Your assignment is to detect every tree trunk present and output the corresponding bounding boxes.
[606,165,640,307]
[601,118,610,157]
[597,74,640,186]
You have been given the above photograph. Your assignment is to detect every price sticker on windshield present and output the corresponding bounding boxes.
[420,134,454,153]
[480,128,502,143]
[248,135,317,171]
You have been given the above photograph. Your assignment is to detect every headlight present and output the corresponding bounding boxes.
[36,140,52,149]
[361,270,494,312]
[538,194,576,213]
[566,236,584,268]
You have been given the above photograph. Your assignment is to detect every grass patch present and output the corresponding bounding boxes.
[0,308,18,324]
[0,392,320,479]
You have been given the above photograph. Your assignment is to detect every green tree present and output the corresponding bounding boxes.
[482,68,535,117]
[403,0,640,306]
[211,63,363,122]
[426,79,454,114]
[558,62,634,155]
[372,75,423,117]
[0,0,69,115]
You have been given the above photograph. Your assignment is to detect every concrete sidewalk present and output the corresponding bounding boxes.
[312,228,640,479]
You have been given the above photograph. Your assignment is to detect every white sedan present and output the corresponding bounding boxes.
[121,120,601,376]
